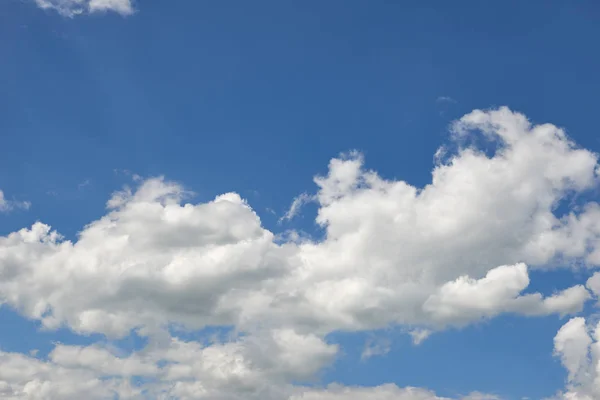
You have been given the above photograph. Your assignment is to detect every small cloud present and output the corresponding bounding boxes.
[114,169,142,182]
[34,0,135,17]
[433,146,448,165]
[409,329,431,345]
[436,96,457,104]
[361,337,391,360]
[77,179,91,191]
[29,349,39,357]
[0,190,31,213]
[279,193,314,223]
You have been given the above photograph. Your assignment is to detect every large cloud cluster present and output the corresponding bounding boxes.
[1,107,600,398]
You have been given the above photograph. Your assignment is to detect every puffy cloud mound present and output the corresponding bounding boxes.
[1,107,600,398]
[34,0,134,17]
[0,343,498,399]
[552,316,600,399]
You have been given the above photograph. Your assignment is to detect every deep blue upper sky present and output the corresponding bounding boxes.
[2,1,600,399]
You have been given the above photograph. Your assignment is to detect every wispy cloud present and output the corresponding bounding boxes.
[436,96,457,104]
[34,0,134,18]
[77,179,91,191]
[279,192,314,223]
[409,329,432,345]
[361,337,391,360]
[0,190,31,213]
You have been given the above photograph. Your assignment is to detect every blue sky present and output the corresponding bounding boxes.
[2,1,600,399]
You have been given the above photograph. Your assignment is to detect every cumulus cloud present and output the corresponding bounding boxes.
[1,107,600,397]
[0,182,285,337]
[0,350,137,399]
[586,272,600,298]
[0,329,339,399]
[34,0,134,17]
[552,317,600,399]
[423,264,590,325]
[0,342,501,400]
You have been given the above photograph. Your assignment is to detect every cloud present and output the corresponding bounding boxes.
[0,330,338,399]
[586,272,600,297]
[552,317,600,399]
[361,337,391,360]
[1,107,600,397]
[423,264,590,325]
[280,192,314,222]
[77,179,91,191]
[437,96,457,104]
[0,190,30,213]
[1,107,599,337]
[290,384,499,400]
[34,0,134,17]
[0,350,135,399]
[409,328,431,345]
[0,341,502,400]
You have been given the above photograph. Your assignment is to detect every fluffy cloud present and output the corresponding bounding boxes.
[0,185,288,337]
[34,0,134,17]
[552,317,600,399]
[0,350,136,399]
[0,343,499,400]
[0,329,337,399]
[423,264,590,325]
[1,107,600,398]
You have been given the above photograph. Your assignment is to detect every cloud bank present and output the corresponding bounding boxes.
[1,107,600,398]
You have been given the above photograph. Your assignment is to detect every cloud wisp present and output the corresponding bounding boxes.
[0,190,30,213]
[34,0,134,17]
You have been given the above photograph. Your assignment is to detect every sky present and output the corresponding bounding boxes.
[1,1,600,399]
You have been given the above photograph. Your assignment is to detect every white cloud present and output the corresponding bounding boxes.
[436,96,457,104]
[361,337,391,360]
[0,190,30,213]
[50,344,158,377]
[552,317,600,399]
[0,341,502,400]
[280,192,314,222]
[34,0,134,17]
[1,108,599,337]
[0,350,137,399]
[423,264,590,325]
[586,272,600,297]
[409,328,432,345]
[290,384,499,400]
[0,107,599,397]
[0,330,338,400]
